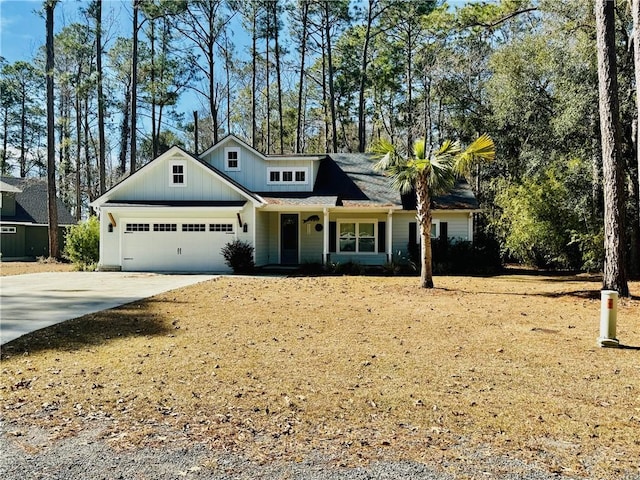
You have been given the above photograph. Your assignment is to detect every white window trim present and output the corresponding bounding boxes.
[416,219,439,244]
[1,226,17,234]
[224,147,241,171]
[267,167,309,185]
[431,219,440,239]
[169,160,187,187]
[337,219,378,254]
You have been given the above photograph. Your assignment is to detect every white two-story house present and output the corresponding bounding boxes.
[90,135,479,272]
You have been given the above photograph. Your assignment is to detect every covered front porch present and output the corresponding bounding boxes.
[254,206,410,268]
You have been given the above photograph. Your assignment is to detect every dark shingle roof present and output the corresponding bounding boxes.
[311,153,479,210]
[1,177,76,225]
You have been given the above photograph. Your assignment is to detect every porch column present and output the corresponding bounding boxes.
[387,209,393,262]
[468,213,474,242]
[323,208,330,264]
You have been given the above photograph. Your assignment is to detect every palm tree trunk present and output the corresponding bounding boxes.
[415,172,433,288]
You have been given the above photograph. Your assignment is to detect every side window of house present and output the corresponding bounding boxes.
[225,147,241,171]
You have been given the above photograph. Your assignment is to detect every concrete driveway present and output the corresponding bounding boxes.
[0,272,217,345]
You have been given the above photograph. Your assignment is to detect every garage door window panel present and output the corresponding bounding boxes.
[210,223,234,233]
[154,223,177,232]
[126,223,150,232]
[182,224,206,232]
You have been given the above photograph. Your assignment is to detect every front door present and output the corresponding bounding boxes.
[280,214,299,265]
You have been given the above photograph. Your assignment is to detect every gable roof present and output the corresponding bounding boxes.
[0,176,76,225]
[199,134,324,162]
[90,145,264,208]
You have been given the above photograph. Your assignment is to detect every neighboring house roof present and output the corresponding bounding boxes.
[0,180,22,193]
[0,176,76,225]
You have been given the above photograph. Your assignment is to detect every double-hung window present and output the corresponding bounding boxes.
[338,221,376,253]
[169,161,186,187]
[225,147,241,171]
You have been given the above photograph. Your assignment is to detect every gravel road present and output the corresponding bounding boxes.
[5,419,635,480]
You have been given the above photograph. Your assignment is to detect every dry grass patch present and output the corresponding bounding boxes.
[0,260,74,276]
[1,274,639,478]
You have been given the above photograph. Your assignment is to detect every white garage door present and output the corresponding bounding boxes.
[121,220,235,272]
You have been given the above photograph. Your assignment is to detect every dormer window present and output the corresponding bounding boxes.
[169,161,186,187]
[267,167,309,185]
[225,147,241,171]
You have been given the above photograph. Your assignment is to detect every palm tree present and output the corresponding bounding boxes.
[372,134,495,288]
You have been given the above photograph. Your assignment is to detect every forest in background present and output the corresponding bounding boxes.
[0,0,638,277]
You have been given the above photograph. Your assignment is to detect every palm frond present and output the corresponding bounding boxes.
[370,138,401,172]
[389,166,417,195]
[412,138,428,160]
[429,160,456,196]
[453,134,496,176]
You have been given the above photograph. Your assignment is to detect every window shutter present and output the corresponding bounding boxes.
[378,221,386,253]
[409,222,417,247]
[440,221,448,241]
[329,222,336,252]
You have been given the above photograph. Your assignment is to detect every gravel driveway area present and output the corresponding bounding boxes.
[3,420,626,480]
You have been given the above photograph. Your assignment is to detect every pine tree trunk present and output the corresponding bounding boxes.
[96,0,106,194]
[415,172,433,288]
[324,2,338,153]
[357,0,374,153]
[632,0,640,275]
[295,2,309,154]
[251,8,257,148]
[595,0,629,296]
[46,0,59,259]
[75,86,82,221]
[118,81,130,177]
[131,0,139,173]
[273,1,284,154]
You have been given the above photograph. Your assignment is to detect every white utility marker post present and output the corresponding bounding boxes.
[598,290,619,348]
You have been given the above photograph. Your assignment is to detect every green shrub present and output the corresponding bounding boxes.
[333,261,364,276]
[63,216,100,270]
[221,239,255,273]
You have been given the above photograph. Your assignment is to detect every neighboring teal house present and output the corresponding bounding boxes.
[0,177,76,259]
[90,135,480,272]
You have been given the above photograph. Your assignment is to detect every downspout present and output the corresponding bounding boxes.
[468,213,474,243]
[323,207,330,264]
[387,209,393,262]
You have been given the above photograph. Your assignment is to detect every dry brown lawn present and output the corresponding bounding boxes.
[1,268,639,478]
[0,260,75,276]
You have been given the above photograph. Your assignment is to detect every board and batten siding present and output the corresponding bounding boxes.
[254,210,270,266]
[201,139,315,193]
[114,153,245,202]
[299,211,324,264]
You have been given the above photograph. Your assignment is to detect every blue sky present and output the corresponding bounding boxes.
[1,0,130,64]
[1,0,485,65]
